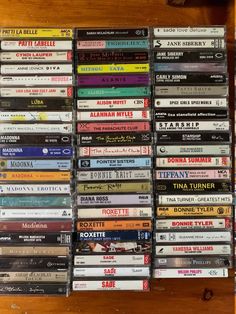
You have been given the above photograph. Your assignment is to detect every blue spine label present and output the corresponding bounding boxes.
[106,40,149,49]
[78,158,152,169]
[1,159,71,170]
[78,87,150,98]
[0,147,73,158]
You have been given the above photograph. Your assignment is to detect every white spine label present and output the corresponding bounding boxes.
[72,280,149,291]
[156,121,229,131]
[74,254,150,266]
[155,231,231,243]
[0,184,71,194]
[153,268,228,278]
[77,110,150,121]
[153,27,225,38]
[73,267,150,277]
[156,145,230,156]
[1,40,72,51]
[153,39,225,49]
[0,123,72,133]
[155,245,231,255]
[0,208,72,218]
[0,64,72,74]
[156,219,228,230]
[154,98,227,108]
[0,75,72,86]
[158,194,233,205]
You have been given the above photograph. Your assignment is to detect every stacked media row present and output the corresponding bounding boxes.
[73,28,152,291]
[0,26,232,294]
[0,28,74,295]
[153,27,232,278]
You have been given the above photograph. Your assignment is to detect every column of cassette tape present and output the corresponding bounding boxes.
[73,28,153,291]
[0,28,74,295]
[152,26,233,278]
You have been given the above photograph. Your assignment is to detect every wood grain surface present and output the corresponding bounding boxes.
[0,0,233,42]
[0,278,234,314]
[0,0,234,313]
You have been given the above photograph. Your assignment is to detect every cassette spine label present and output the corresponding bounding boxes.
[77,207,152,218]
[153,39,225,49]
[155,170,230,180]
[77,28,149,38]
[74,254,150,266]
[78,133,152,145]
[156,218,230,229]
[77,122,150,133]
[77,194,152,206]
[78,170,151,181]
[153,268,228,278]
[155,245,231,256]
[77,98,149,109]
[157,194,233,205]
[153,51,226,63]
[77,230,151,241]
[154,98,227,108]
[153,27,225,38]
[155,181,231,194]
[156,157,230,168]
[154,256,231,268]
[156,206,232,217]
[155,231,231,243]
[73,280,149,291]
[73,267,150,277]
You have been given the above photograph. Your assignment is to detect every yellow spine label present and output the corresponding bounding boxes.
[0,171,71,181]
[77,63,150,74]
[0,28,73,38]
[156,206,232,217]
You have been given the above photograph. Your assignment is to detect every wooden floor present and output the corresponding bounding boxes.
[0,278,234,314]
[0,0,234,313]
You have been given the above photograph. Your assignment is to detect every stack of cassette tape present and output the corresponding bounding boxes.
[152,26,232,278]
[0,28,74,295]
[74,27,153,291]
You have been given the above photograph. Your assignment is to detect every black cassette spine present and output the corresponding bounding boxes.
[154,73,227,85]
[76,28,149,38]
[155,132,230,143]
[76,51,149,63]
[154,256,232,268]
[77,132,152,146]
[0,257,69,270]
[156,181,231,194]
[0,134,72,145]
[0,233,71,245]
[0,98,73,111]
[0,283,68,295]
[154,110,228,120]
[153,50,226,63]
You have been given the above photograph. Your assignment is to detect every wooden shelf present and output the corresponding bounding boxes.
[0,278,234,314]
[0,1,234,313]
